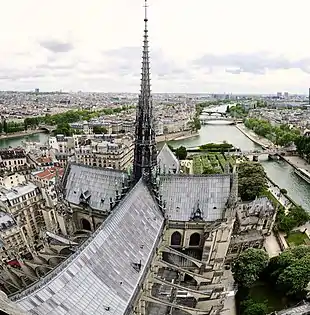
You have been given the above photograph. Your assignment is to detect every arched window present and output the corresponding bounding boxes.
[189,233,201,246]
[81,218,91,231]
[171,231,182,246]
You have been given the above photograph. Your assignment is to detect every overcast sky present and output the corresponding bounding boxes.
[1,0,310,94]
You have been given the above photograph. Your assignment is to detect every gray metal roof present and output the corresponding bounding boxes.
[65,164,127,212]
[157,143,180,174]
[278,302,310,314]
[14,180,164,315]
[159,174,231,221]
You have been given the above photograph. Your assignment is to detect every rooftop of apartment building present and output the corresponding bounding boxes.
[33,167,64,182]
[0,212,15,231]
[0,182,38,202]
[0,149,26,160]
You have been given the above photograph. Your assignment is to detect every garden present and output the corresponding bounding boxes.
[192,153,236,175]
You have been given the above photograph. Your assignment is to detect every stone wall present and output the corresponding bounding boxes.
[156,130,198,143]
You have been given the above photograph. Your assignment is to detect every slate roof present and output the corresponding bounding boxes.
[14,180,164,315]
[157,143,180,174]
[64,164,127,212]
[159,174,231,221]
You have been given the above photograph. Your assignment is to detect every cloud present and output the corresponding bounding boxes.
[101,46,187,78]
[193,52,310,75]
[38,39,74,53]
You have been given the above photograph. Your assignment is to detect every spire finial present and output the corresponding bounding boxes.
[144,0,148,22]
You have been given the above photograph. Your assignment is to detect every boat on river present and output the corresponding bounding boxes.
[295,167,310,184]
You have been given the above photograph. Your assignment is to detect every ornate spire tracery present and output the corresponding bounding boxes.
[133,0,157,185]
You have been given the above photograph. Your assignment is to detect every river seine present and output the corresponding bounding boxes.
[0,109,309,211]
[171,105,310,212]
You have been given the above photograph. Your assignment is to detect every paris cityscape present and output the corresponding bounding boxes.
[1,1,310,315]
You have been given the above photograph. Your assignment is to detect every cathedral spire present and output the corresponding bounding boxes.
[133,0,157,184]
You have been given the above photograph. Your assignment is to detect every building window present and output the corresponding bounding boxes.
[81,218,91,231]
[189,233,201,246]
[171,231,182,246]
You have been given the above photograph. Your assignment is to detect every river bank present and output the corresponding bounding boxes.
[0,129,45,140]
[156,130,198,143]
[235,124,310,174]
[280,155,310,173]
[235,123,274,149]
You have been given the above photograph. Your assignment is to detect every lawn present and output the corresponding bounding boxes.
[286,231,310,247]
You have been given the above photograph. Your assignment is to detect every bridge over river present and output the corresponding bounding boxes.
[200,110,242,124]
[236,149,284,161]
[38,124,56,133]
[200,116,242,125]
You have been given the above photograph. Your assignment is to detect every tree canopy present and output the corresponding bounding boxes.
[295,136,310,162]
[277,254,310,296]
[241,299,268,315]
[232,248,269,288]
[265,246,310,297]
[23,106,133,128]
[93,126,108,134]
[228,104,248,118]
[238,162,267,201]
[175,146,187,160]
[277,206,310,234]
[244,118,300,147]
[199,142,233,151]
[54,123,73,136]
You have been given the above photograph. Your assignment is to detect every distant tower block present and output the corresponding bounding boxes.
[35,88,39,93]
[308,88,310,105]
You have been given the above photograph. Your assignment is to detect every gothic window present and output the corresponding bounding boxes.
[171,231,182,246]
[81,218,91,231]
[189,233,201,246]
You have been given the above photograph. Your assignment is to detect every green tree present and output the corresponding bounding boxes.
[264,246,310,296]
[244,118,300,147]
[295,136,310,162]
[277,254,310,296]
[199,142,233,151]
[228,104,248,118]
[238,162,267,201]
[175,146,187,160]
[188,117,201,131]
[232,248,269,288]
[277,206,310,234]
[3,119,8,134]
[226,105,230,113]
[93,126,107,134]
[54,123,72,136]
[241,299,268,315]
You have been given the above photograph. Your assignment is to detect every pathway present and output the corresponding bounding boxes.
[264,233,282,257]
[221,270,237,315]
[267,181,292,213]
[281,155,310,173]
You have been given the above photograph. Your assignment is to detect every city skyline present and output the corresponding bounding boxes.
[1,0,310,94]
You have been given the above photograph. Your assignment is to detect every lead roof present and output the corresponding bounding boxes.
[65,164,127,212]
[15,179,164,315]
[159,174,231,221]
[157,143,180,174]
